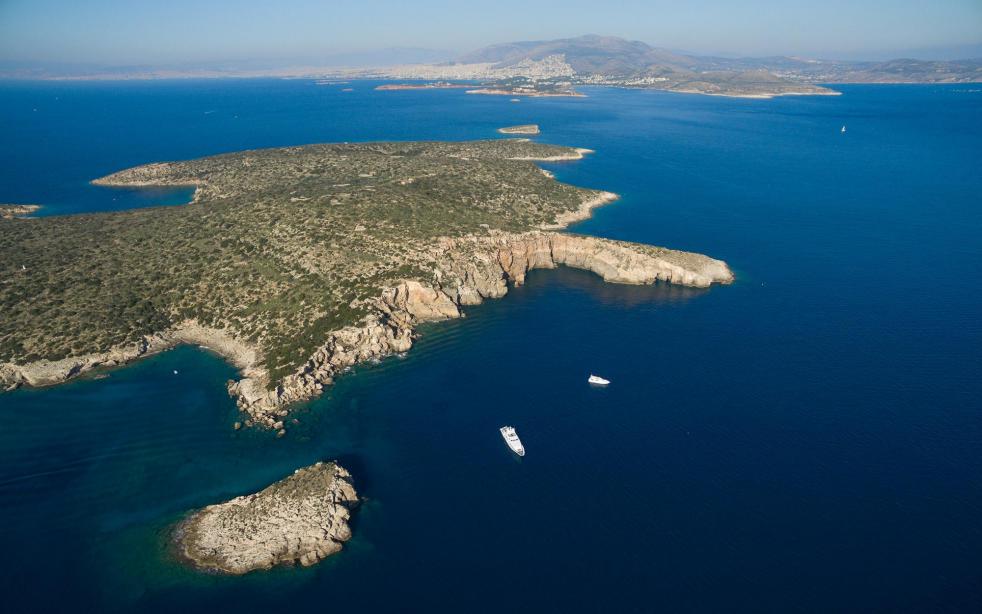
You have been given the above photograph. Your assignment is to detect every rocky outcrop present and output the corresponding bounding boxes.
[542,190,617,229]
[92,166,203,203]
[507,146,594,161]
[0,204,40,219]
[227,230,733,426]
[498,124,540,135]
[173,461,358,574]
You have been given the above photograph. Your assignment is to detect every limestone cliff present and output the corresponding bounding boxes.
[228,230,733,428]
[173,461,358,574]
[1,227,732,428]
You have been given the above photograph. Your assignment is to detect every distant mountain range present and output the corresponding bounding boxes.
[4,34,980,98]
[458,35,700,75]
[458,35,982,83]
[440,35,982,97]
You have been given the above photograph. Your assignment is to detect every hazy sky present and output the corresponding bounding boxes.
[1,0,980,65]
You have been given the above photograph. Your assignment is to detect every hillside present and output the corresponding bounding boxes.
[0,139,733,428]
[434,35,981,97]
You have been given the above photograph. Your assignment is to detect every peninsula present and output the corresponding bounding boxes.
[173,461,358,574]
[0,140,733,430]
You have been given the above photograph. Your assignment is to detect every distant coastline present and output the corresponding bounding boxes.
[9,34,978,103]
[375,82,471,91]
[668,88,844,100]
[467,88,586,98]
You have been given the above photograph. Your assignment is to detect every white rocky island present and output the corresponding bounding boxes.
[497,124,540,135]
[173,462,358,574]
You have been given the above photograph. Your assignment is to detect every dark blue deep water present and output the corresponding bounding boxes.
[1,80,981,612]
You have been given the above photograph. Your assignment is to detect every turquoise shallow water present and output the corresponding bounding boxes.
[0,80,981,612]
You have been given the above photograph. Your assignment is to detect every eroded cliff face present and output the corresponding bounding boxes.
[0,227,732,429]
[173,461,358,574]
[228,230,733,428]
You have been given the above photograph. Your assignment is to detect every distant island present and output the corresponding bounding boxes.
[375,81,470,91]
[498,124,540,135]
[0,140,732,432]
[467,86,585,98]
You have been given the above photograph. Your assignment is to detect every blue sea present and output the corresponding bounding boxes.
[1,79,981,612]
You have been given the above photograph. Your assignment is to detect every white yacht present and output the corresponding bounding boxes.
[841,125,847,133]
[499,426,525,456]
[588,374,610,385]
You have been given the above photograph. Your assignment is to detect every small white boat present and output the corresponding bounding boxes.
[588,374,610,386]
[841,125,847,133]
[173,370,179,375]
[500,426,525,456]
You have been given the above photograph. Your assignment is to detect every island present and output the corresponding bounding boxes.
[0,204,40,219]
[0,140,733,430]
[173,461,358,574]
[467,87,585,98]
[375,81,470,91]
[498,124,540,135]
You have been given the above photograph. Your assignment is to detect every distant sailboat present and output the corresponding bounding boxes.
[841,125,847,133]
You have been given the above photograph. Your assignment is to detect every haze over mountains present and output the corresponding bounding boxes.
[455,35,982,83]
[363,35,980,98]
[458,35,700,75]
[3,34,979,94]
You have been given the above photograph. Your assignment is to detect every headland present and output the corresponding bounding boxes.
[0,140,732,432]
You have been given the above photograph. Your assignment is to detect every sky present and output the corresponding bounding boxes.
[1,0,980,67]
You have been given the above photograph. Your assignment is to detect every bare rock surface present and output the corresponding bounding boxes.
[174,461,358,574]
[498,124,540,135]
[0,204,40,219]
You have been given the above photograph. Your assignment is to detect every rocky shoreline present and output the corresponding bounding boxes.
[0,322,259,391]
[0,204,41,219]
[0,191,732,431]
[173,461,358,574]
[223,228,732,427]
[498,124,540,135]
[669,88,843,100]
[467,88,585,98]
